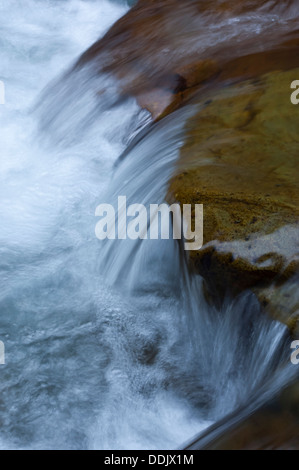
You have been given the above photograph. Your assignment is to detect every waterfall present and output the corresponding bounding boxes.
[0,0,296,450]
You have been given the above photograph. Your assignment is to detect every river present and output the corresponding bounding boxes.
[0,0,295,450]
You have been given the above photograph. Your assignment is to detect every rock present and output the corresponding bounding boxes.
[185,380,299,450]
[74,0,298,119]
[168,68,299,316]
[71,0,299,448]
[137,60,220,120]
[257,275,299,335]
[73,0,299,324]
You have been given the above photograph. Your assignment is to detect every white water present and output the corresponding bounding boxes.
[0,0,295,450]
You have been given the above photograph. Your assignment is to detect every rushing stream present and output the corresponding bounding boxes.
[0,0,296,450]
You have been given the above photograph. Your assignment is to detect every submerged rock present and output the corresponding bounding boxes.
[185,380,299,450]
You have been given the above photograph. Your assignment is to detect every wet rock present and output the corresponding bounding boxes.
[185,380,299,450]
[74,0,299,324]
[168,68,299,317]
[257,275,299,335]
[137,60,220,120]
[75,0,298,119]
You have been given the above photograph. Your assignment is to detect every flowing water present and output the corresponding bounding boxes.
[0,0,296,450]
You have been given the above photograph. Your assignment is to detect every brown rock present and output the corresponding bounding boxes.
[168,69,299,312]
[74,0,299,119]
[185,381,299,450]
